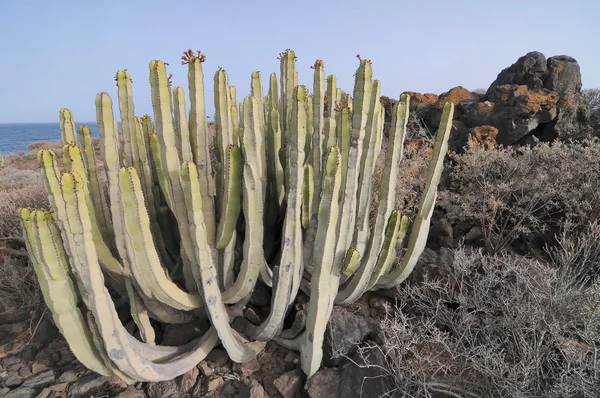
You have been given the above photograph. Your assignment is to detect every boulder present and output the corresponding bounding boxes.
[389,51,593,152]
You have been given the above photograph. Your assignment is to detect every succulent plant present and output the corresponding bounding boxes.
[19,49,454,382]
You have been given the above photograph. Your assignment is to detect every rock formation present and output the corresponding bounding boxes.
[383,51,594,151]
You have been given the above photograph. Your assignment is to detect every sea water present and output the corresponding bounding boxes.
[0,122,100,154]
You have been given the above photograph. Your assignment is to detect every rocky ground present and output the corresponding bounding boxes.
[0,289,398,398]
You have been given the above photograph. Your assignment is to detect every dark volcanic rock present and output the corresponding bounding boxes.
[395,51,593,151]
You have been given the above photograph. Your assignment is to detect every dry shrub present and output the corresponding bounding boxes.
[0,179,48,239]
[370,133,434,225]
[440,138,600,254]
[0,255,42,316]
[367,243,600,398]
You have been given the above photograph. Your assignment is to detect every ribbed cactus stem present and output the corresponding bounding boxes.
[19,208,115,378]
[377,102,454,288]
[59,108,78,144]
[247,85,307,341]
[335,93,408,304]
[298,146,342,377]
[352,80,384,257]
[173,86,194,163]
[279,49,297,144]
[180,162,266,362]
[221,95,267,302]
[77,125,115,252]
[311,60,325,207]
[186,56,216,244]
[116,70,136,167]
[326,75,337,118]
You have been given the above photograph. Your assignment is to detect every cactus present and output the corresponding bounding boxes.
[19,48,454,382]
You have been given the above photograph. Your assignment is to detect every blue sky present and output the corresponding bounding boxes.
[1,0,598,123]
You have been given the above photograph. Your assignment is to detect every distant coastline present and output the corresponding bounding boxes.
[0,122,100,154]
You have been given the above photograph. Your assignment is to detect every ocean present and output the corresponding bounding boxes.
[0,122,100,154]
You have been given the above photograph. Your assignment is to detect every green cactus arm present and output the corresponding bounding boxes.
[59,108,77,144]
[150,60,203,289]
[61,147,125,294]
[367,214,408,289]
[323,60,372,306]
[343,91,353,112]
[148,133,174,208]
[312,60,325,208]
[187,57,216,243]
[173,86,194,163]
[19,208,114,377]
[78,125,115,251]
[335,94,409,304]
[221,96,265,303]
[266,106,285,219]
[231,91,240,145]
[84,310,137,384]
[279,49,297,144]
[341,247,361,277]
[250,72,266,186]
[116,70,136,167]
[55,171,220,381]
[377,102,454,288]
[132,117,171,268]
[326,75,337,117]
[180,162,266,362]
[118,167,203,311]
[298,146,342,377]
[336,106,351,198]
[123,279,156,345]
[214,145,242,249]
[324,116,337,153]
[246,85,306,341]
[304,96,314,161]
[352,80,383,256]
[365,210,403,290]
[97,92,133,270]
[302,164,314,229]
[219,232,237,290]
[214,68,233,165]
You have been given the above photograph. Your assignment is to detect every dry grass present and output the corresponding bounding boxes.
[370,133,434,225]
[362,241,600,398]
[440,138,600,254]
[0,255,42,316]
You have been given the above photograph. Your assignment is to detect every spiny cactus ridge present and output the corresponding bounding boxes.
[19,48,454,382]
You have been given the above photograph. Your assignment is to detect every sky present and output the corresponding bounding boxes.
[1,0,599,123]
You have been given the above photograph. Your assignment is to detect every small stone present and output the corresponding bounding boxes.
[36,382,68,398]
[0,357,19,369]
[16,367,31,379]
[4,373,22,388]
[305,368,341,398]
[146,380,178,398]
[116,386,146,398]
[176,366,199,393]
[22,369,55,389]
[0,387,9,396]
[198,361,213,377]
[6,363,24,373]
[261,374,279,397]
[284,351,300,365]
[233,358,261,377]
[273,369,304,398]
[221,382,238,396]
[206,348,229,367]
[236,380,266,398]
[57,370,78,383]
[3,387,37,398]
[67,375,128,397]
[207,377,224,392]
